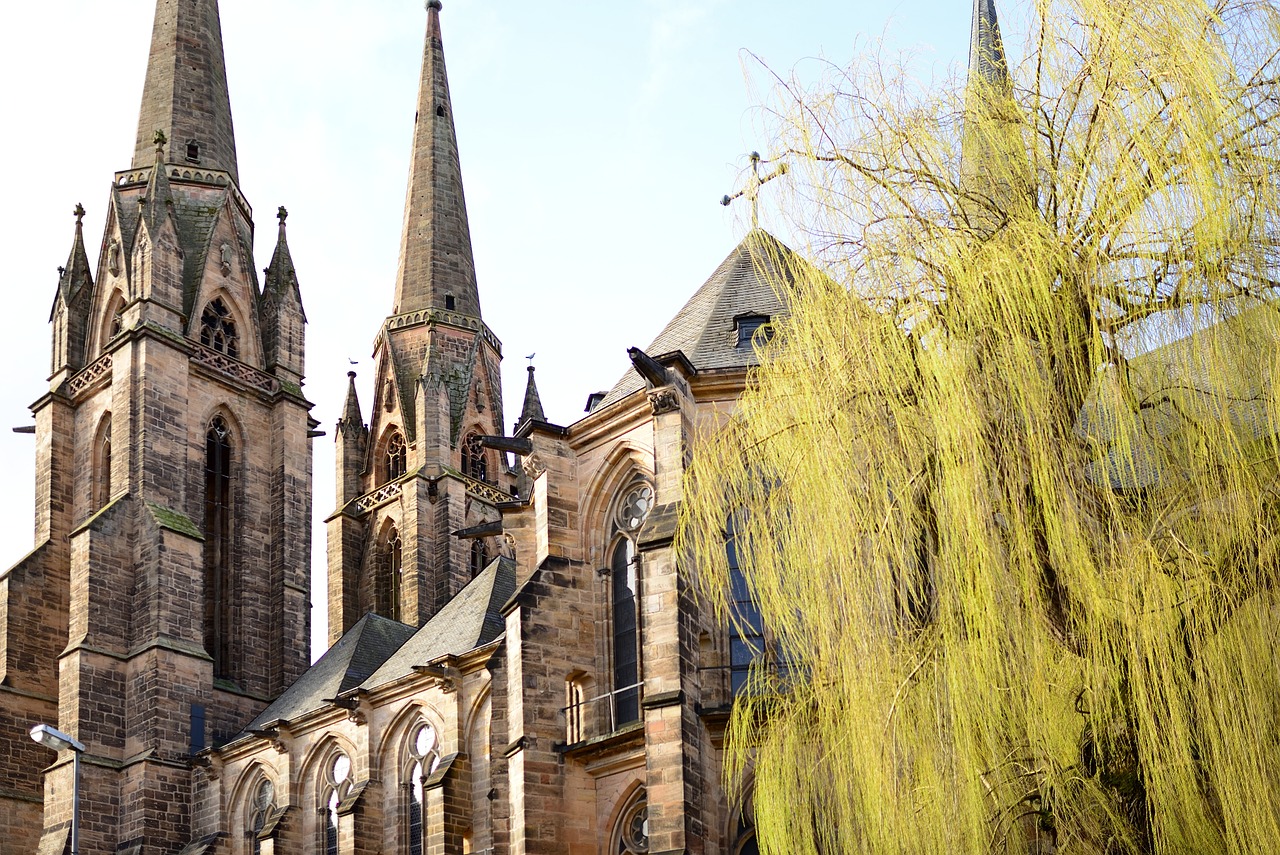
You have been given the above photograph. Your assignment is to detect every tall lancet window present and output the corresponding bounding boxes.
[609,482,654,728]
[322,751,352,855]
[384,431,407,484]
[94,415,113,509]
[200,297,239,358]
[246,777,276,855]
[406,723,441,855]
[378,525,404,622]
[727,513,765,696]
[204,415,234,679]
[462,432,487,482]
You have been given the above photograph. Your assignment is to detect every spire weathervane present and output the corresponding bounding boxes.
[720,151,788,230]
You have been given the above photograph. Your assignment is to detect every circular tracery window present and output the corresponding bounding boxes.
[247,777,275,854]
[615,483,655,532]
[326,751,352,821]
[617,796,650,854]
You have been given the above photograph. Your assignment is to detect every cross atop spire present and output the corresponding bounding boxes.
[392,0,482,318]
[133,0,240,182]
[721,152,788,231]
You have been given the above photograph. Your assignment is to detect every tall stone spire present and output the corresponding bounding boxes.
[968,0,1010,88]
[393,0,481,318]
[133,0,239,182]
[961,0,1031,231]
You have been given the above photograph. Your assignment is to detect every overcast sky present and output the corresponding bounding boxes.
[0,0,978,657]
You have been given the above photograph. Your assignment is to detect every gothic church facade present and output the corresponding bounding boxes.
[1,0,1004,852]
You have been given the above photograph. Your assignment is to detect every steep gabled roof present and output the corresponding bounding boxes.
[243,613,416,732]
[598,229,801,407]
[361,556,516,690]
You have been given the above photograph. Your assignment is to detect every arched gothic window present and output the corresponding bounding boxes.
[609,482,654,728]
[470,539,489,578]
[94,416,113,509]
[321,750,352,855]
[732,793,760,855]
[105,290,125,344]
[384,431,407,484]
[200,297,240,358]
[614,791,650,855]
[727,514,764,696]
[246,776,276,855]
[462,432,487,482]
[405,723,441,855]
[378,526,403,622]
[204,415,234,679]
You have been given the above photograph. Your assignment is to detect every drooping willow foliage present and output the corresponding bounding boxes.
[678,1,1280,853]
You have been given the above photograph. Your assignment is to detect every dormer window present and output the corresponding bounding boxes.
[735,314,772,349]
[186,141,200,163]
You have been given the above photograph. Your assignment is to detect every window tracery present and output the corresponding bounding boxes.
[614,792,650,854]
[321,750,352,855]
[384,431,407,484]
[246,776,276,855]
[200,297,240,358]
[608,481,654,728]
[405,723,441,855]
[462,432,487,482]
[470,538,488,578]
[103,290,125,350]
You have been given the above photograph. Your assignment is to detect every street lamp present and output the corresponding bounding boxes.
[30,723,85,855]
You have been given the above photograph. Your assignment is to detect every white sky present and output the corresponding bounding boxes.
[0,0,974,658]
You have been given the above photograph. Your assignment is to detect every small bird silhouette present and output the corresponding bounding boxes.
[348,358,358,365]
[525,353,536,364]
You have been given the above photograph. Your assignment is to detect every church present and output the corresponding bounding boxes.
[0,0,998,853]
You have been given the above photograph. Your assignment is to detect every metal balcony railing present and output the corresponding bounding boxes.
[562,682,644,745]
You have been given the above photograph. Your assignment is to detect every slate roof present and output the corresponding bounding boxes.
[244,613,416,732]
[1081,305,1280,491]
[598,230,802,408]
[361,555,515,690]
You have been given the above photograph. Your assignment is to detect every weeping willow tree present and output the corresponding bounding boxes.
[679,0,1280,853]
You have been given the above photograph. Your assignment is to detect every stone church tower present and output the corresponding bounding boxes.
[0,0,313,852]
[326,0,512,644]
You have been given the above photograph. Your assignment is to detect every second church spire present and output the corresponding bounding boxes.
[393,0,482,318]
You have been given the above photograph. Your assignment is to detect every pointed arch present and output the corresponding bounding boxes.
[93,412,114,510]
[373,517,404,622]
[199,294,241,358]
[608,782,650,855]
[204,410,238,679]
[378,425,408,485]
[581,442,655,564]
[230,764,280,855]
[461,428,488,483]
[98,288,126,356]
[299,735,358,855]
